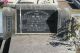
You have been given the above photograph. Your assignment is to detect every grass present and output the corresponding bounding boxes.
[70,9,80,14]
[0,8,2,12]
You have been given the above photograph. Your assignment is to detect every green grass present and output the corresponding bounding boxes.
[0,8,2,12]
[71,9,80,14]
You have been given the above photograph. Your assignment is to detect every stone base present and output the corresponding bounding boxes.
[8,35,76,53]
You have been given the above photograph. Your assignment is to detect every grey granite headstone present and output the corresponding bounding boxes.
[16,5,58,33]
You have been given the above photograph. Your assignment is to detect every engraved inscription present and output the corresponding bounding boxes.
[17,10,58,33]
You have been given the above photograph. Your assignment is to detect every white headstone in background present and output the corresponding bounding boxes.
[0,0,3,2]
[0,11,3,33]
[20,0,37,4]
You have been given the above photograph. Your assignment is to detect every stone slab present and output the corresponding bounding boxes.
[9,35,75,53]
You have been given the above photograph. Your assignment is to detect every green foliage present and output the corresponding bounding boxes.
[0,2,4,8]
[61,19,80,41]
[66,19,80,43]
[73,24,80,30]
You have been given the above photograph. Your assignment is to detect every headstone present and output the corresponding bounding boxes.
[0,10,3,33]
[17,10,58,33]
[15,4,58,33]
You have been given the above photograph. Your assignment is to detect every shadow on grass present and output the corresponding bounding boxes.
[0,39,3,49]
[2,38,11,53]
